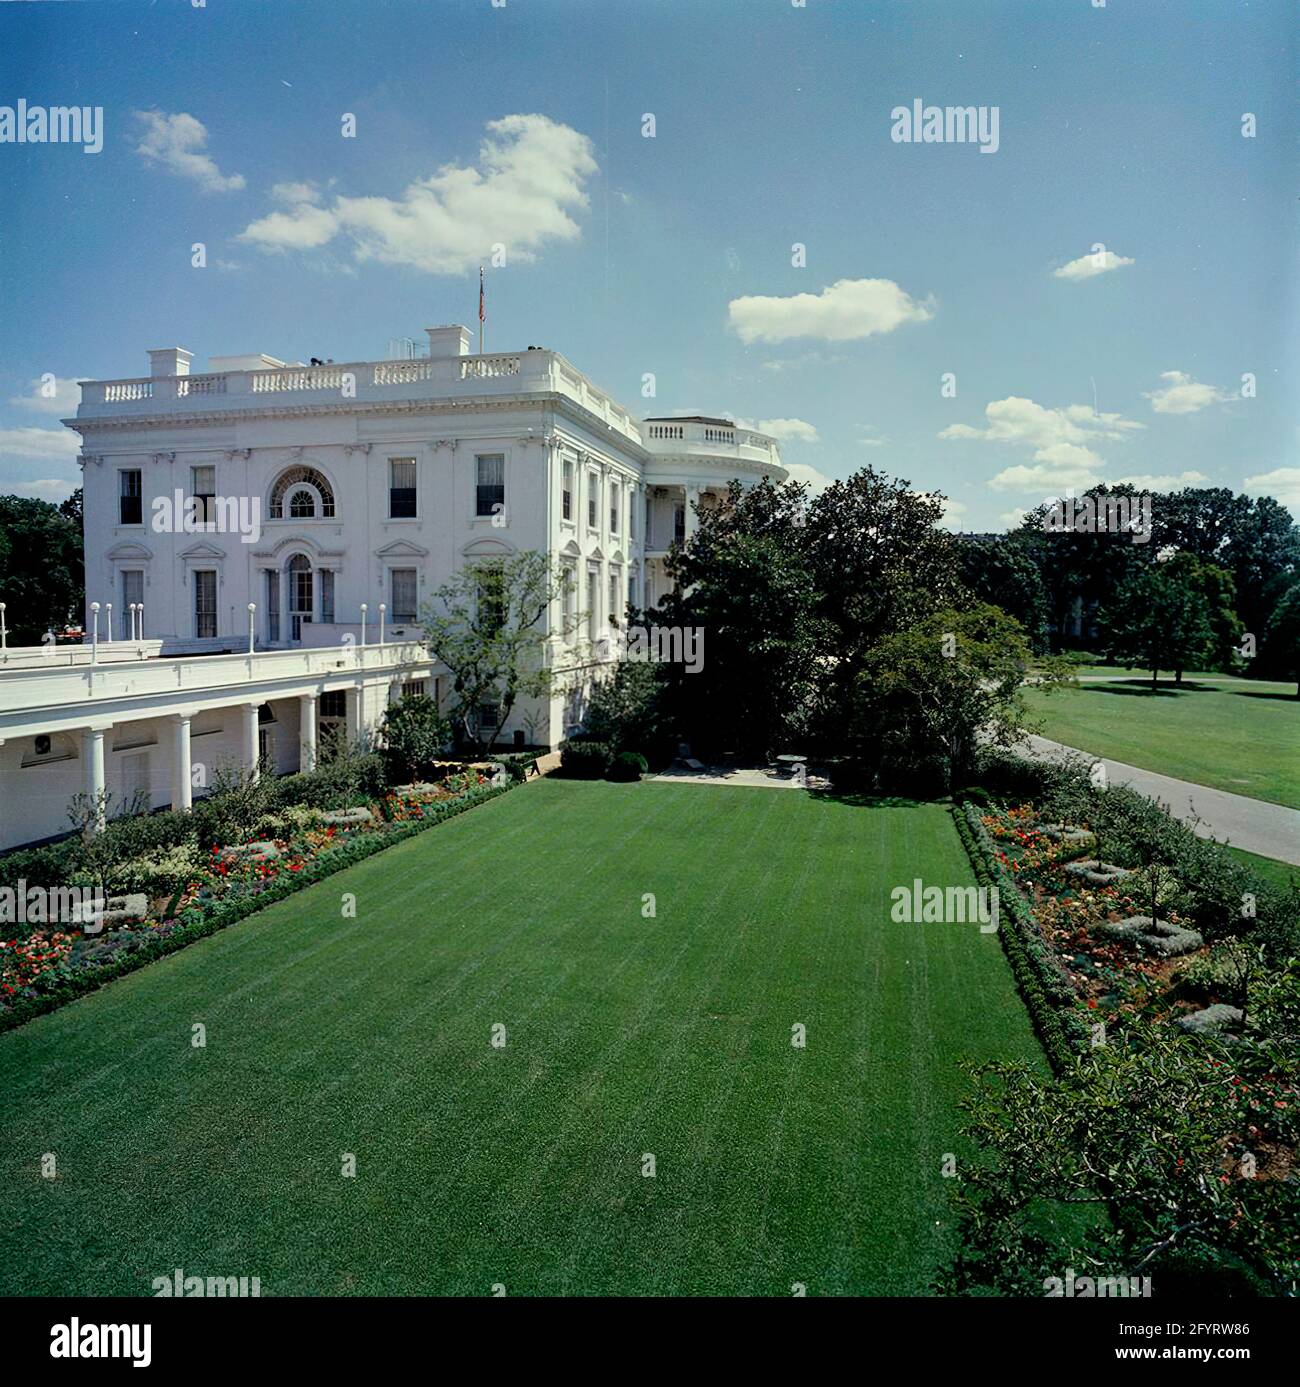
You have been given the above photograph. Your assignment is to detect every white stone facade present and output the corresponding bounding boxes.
[0,326,784,850]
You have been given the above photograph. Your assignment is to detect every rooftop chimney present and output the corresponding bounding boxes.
[148,347,193,378]
[425,325,472,358]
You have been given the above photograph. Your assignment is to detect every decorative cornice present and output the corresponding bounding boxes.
[65,393,653,461]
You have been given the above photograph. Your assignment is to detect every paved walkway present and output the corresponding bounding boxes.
[650,764,829,791]
[1020,734,1300,867]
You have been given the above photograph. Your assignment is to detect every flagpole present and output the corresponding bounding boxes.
[479,265,485,356]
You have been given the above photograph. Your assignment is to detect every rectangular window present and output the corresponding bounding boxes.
[587,474,598,528]
[562,564,577,637]
[586,564,600,641]
[391,568,417,622]
[562,458,574,522]
[118,469,142,526]
[476,453,505,517]
[674,503,685,545]
[628,572,638,611]
[629,489,637,540]
[122,570,144,630]
[266,570,280,643]
[191,466,216,527]
[610,481,620,534]
[609,570,620,625]
[320,690,347,719]
[478,702,499,731]
[194,569,217,639]
[320,568,335,624]
[389,457,417,518]
[120,751,151,811]
[477,566,506,636]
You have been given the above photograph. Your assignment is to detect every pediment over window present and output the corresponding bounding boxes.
[106,542,154,562]
[249,534,345,563]
[462,537,514,559]
[176,541,227,561]
[374,539,430,559]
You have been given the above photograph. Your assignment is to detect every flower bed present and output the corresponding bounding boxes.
[954,792,1300,1154]
[0,774,510,1034]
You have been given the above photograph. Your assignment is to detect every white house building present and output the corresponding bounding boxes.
[0,326,784,851]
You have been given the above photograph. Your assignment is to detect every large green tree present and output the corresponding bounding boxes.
[1096,566,1213,690]
[850,603,1058,793]
[0,493,84,645]
[658,478,825,759]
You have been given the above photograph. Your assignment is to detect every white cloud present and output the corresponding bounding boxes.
[937,497,968,531]
[239,114,597,274]
[756,417,819,443]
[780,461,834,496]
[8,376,81,416]
[1108,470,1210,492]
[1243,467,1300,514]
[1052,249,1135,281]
[5,477,77,503]
[133,111,246,193]
[1000,508,1029,530]
[728,277,934,345]
[941,395,1143,494]
[0,427,81,460]
[859,425,887,447]
[1143,370,1229,415]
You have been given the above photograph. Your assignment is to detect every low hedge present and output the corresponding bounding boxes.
[952,799,1089,1073]
[606,750,648,783]
[0,779,516,1036]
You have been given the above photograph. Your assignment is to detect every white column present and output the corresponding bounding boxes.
[171,715,192,811]
[299,693,318,772]
[345,686,361,745]
[242,703,260,781]
[83,728,107,832]
[684,484,701,542]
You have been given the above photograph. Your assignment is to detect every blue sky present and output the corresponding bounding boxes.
[0,0,1295,530]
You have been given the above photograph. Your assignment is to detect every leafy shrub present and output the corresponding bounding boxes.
[379,694,451,783]
[114,843,204,898]
[253,804,324,839]
[0,840,82,892]
[561,741,612,779]
[102,810,195,860]
[606,751,648,783]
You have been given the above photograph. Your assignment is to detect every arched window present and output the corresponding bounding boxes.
[269,467,336,519]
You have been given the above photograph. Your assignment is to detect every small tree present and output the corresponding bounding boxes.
[420,551,564,753]
[379,693,450,782]
[66,787,147,900]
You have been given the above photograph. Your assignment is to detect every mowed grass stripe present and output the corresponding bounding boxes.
[0,781,1043,1296]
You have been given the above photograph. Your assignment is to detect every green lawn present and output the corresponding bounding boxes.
[1022,677,1300,809]
[1222,845,1299,896]
[0,779,1044,1297]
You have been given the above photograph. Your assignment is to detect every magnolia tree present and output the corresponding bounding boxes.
[420,551,564,753]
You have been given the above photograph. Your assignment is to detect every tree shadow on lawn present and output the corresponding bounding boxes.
[1226,690,1300,703]
[1079,680,1217,699]
[810,788,931,810]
